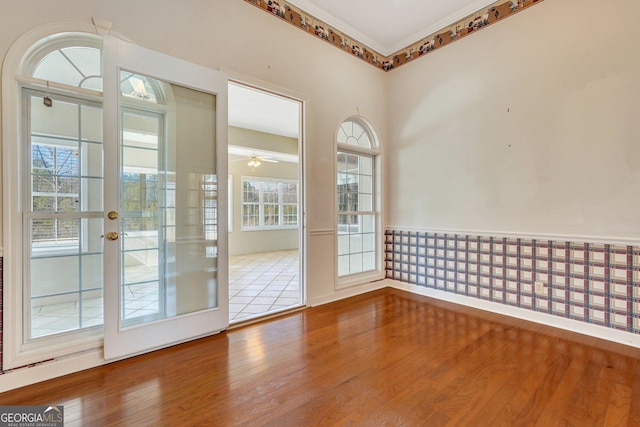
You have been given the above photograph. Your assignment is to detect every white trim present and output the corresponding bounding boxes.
[242,226,299,232]
[335,116,383,287]
[228,175,233,232]
[91,17,112,36]
[309,228,336,236]
[222,73,308,309]
[308,279,386,307]
[0,349,106,394]
[336,142,381,157]
[286,0,497,56]
[224,72,309,113]
[386,0,498,55]
[16,76,103,98]
[229,145,299,163]
[285,0,386,54]
[386,279,640,349]
[385,225,640,247]
[335,270,385,291]
[2,22,107,371]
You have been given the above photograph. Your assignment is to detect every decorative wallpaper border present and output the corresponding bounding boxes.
[385,229,640,335]
[242,0,544,71]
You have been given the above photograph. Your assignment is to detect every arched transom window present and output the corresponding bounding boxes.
[337,120,373,149]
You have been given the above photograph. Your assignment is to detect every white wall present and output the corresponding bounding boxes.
[0,0,388,306]
[387,0,640,240]
[228,127,299,256]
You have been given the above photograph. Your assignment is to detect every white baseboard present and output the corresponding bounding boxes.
[308,280,387,307]
[385,279,640,349]
[0,350,106,394]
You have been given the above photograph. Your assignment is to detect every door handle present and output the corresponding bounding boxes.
[107,211,119,220]
[101,231,126,239]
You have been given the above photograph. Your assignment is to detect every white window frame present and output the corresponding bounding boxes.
[335,117,384,289]
[241,176,298,231]
[27,90,104,258]
[228,175,233,232]
[2,25,106,370]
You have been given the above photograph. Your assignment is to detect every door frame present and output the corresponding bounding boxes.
[102,35,229,360]
[227,78,307,316]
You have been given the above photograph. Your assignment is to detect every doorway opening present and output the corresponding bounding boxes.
[227,82,304,322]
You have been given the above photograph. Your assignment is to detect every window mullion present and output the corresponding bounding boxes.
[17,76,103,100]
[241,177,298,231]
[258,182,264,227]
[278,183,283,226]
[339,211,375,215]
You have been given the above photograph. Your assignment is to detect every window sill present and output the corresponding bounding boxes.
[241,226,298,232]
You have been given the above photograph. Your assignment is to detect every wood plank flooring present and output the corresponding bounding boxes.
[1,288,639,426]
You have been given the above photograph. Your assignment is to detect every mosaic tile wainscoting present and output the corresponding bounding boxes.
[385,230,640,336]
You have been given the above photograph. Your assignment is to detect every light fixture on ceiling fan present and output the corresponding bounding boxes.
[247,155,261,168]
[246,154,278,171]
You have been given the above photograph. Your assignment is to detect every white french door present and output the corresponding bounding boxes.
[102,36,228,360]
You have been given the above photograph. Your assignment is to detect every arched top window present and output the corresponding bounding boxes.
[33,45,103,90]
[22,33,162,103]
[23,33,103,90]
[336,118,377,150]
[336,116,381,283]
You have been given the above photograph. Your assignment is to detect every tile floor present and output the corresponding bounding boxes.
[229,249,301,322]
[30,250,301,337]
[31,296,104,338]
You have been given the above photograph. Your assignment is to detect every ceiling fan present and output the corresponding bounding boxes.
[228,145,297,170]
[232,154,279,171]
[247,154,278,167]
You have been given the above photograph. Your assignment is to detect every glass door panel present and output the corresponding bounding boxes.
[119,81,219,325]
[103,36,228,360]
[120,110,162,326]
[26,91,104,339]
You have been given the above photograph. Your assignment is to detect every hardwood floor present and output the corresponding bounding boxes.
[2,288,639,426]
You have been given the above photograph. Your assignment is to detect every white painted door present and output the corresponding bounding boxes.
[102,36,228,360]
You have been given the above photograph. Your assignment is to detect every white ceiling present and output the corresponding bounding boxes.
[287,0,498,56]
[228,82,300,139]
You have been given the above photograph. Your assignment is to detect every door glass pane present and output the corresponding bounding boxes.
[81,104,103,142]
[29,217,104,338]
[119,71,218,328]
[120,111,162,325]
[27,92,104,339]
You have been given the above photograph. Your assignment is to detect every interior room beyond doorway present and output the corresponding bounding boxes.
[227,83,303,322]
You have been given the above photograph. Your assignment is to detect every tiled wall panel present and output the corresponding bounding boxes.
[385,230,640,335]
